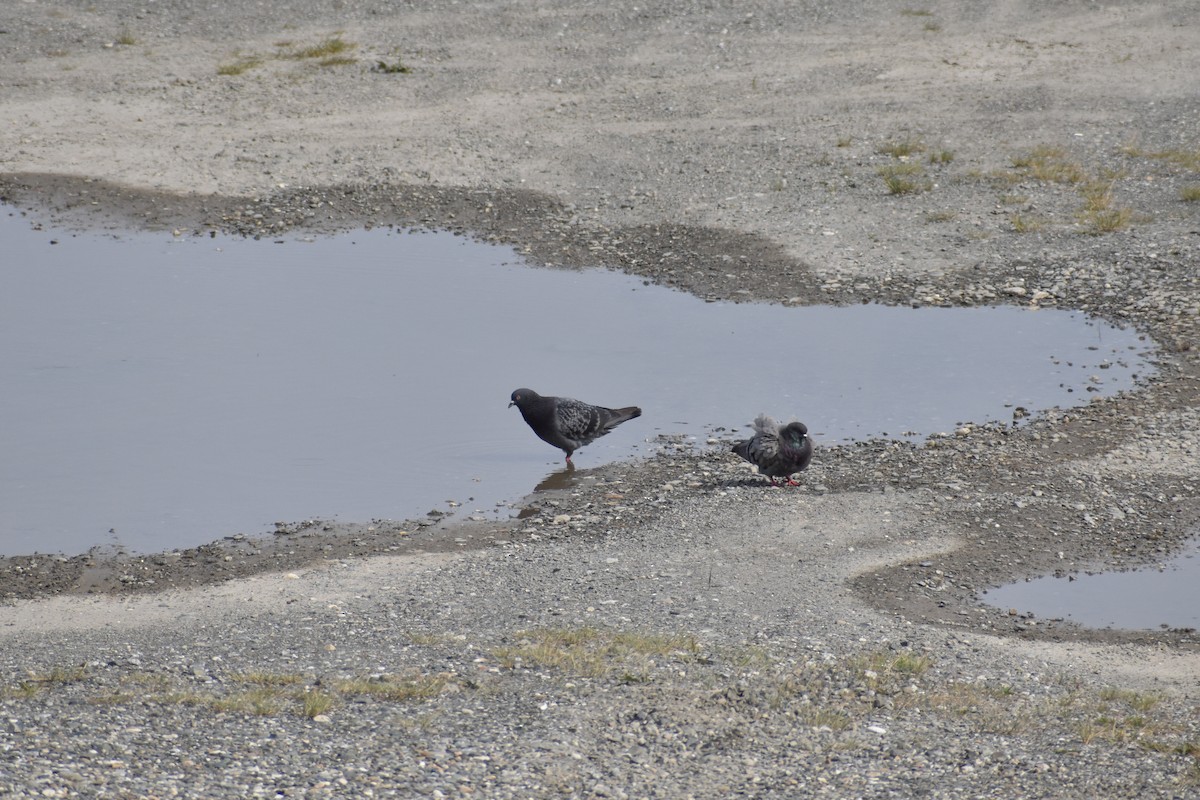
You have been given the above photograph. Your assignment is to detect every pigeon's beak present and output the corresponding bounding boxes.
[508,401,515,408]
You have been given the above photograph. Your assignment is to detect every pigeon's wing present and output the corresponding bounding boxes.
[554,397,605,446]
[733,430,781,468]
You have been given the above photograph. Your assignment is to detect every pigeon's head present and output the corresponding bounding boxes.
[509,388,538,409]
[781,421,809,446]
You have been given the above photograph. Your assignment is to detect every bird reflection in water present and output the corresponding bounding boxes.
[515,466,581,519]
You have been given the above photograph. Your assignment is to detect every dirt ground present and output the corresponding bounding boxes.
[2,0,1199,691]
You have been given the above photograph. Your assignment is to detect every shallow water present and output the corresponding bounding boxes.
[0,210,1153,556]
[982,539,1200,631]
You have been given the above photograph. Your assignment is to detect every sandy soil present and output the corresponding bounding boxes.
[2,0,1199,694]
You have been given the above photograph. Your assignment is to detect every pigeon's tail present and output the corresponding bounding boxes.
[599,405,641,433]
[731,437,756,462]
[612,406,642,423]
[751,413,780,436]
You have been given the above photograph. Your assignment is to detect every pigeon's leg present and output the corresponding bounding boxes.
[785,477,802,487]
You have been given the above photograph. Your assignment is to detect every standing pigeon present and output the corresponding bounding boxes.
[732,414,813,486]
[509,388,642,464]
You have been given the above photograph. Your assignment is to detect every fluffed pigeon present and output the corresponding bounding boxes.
[509,388,642,464]
[732,414,813,486]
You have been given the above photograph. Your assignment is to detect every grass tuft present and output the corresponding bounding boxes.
[1011,146,1087,184]
[212,687,285,716]
[299,688,337,718]
[1080,206,1133,234]
[1180,184,1200,202]
[374,59,413,74]
[230,671,307,687]
[219,35,358,75]
[1010,212,1046,233]
[878,138,926,158]
[1120,144,1200,173]
[217,56,264,76]
[282,36,355,60]
[493,627,702,679]
[877,163,931,195]
[2,664,89,698]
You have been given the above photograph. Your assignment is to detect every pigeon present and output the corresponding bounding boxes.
[731,414,813,486]
[509,388,642,464]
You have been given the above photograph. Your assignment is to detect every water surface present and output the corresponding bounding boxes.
[0,211,1153,555]
[983,539,1200,631]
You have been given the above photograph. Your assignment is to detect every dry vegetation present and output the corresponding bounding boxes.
[3,626,1196,770]
[217,34,359,75]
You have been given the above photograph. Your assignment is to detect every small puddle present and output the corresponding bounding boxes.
[982,538,1200,631]
[1,209,1154,556]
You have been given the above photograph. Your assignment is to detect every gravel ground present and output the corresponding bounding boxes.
[2,1,1199,797]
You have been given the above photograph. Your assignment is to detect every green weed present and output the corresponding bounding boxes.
[878,162,931,194]
[878,138,926,158]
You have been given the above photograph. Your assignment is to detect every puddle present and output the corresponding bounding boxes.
[982,539,1200,631]
[0,210,1153,556]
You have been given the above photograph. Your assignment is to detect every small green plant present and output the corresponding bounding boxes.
[878,138,926,158]
[1078,173,1125,213]
[1099,687,1162,713]
[1010,212,1046,233]
[877,163,931,194]
[836,135,853,148]
[1180,184,1200,202]
[231,671,306,687]
[493,627,701,678]
[299,688,337,718]
[282,36,354,60]
[900,8,934,16]
[928,149,955,164]
[852,651,931,678]
[212,687,285,716]
[3,664,89,698]
[1120,143,1200,173]
[217,56,264,76]
[115,30,138,46]
[374,59,413,74]
[1011,145,1087,183]
[924,21,942,32]
[924,210,957,222]
[1081,206,1133,234]
[219,35,358,75]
